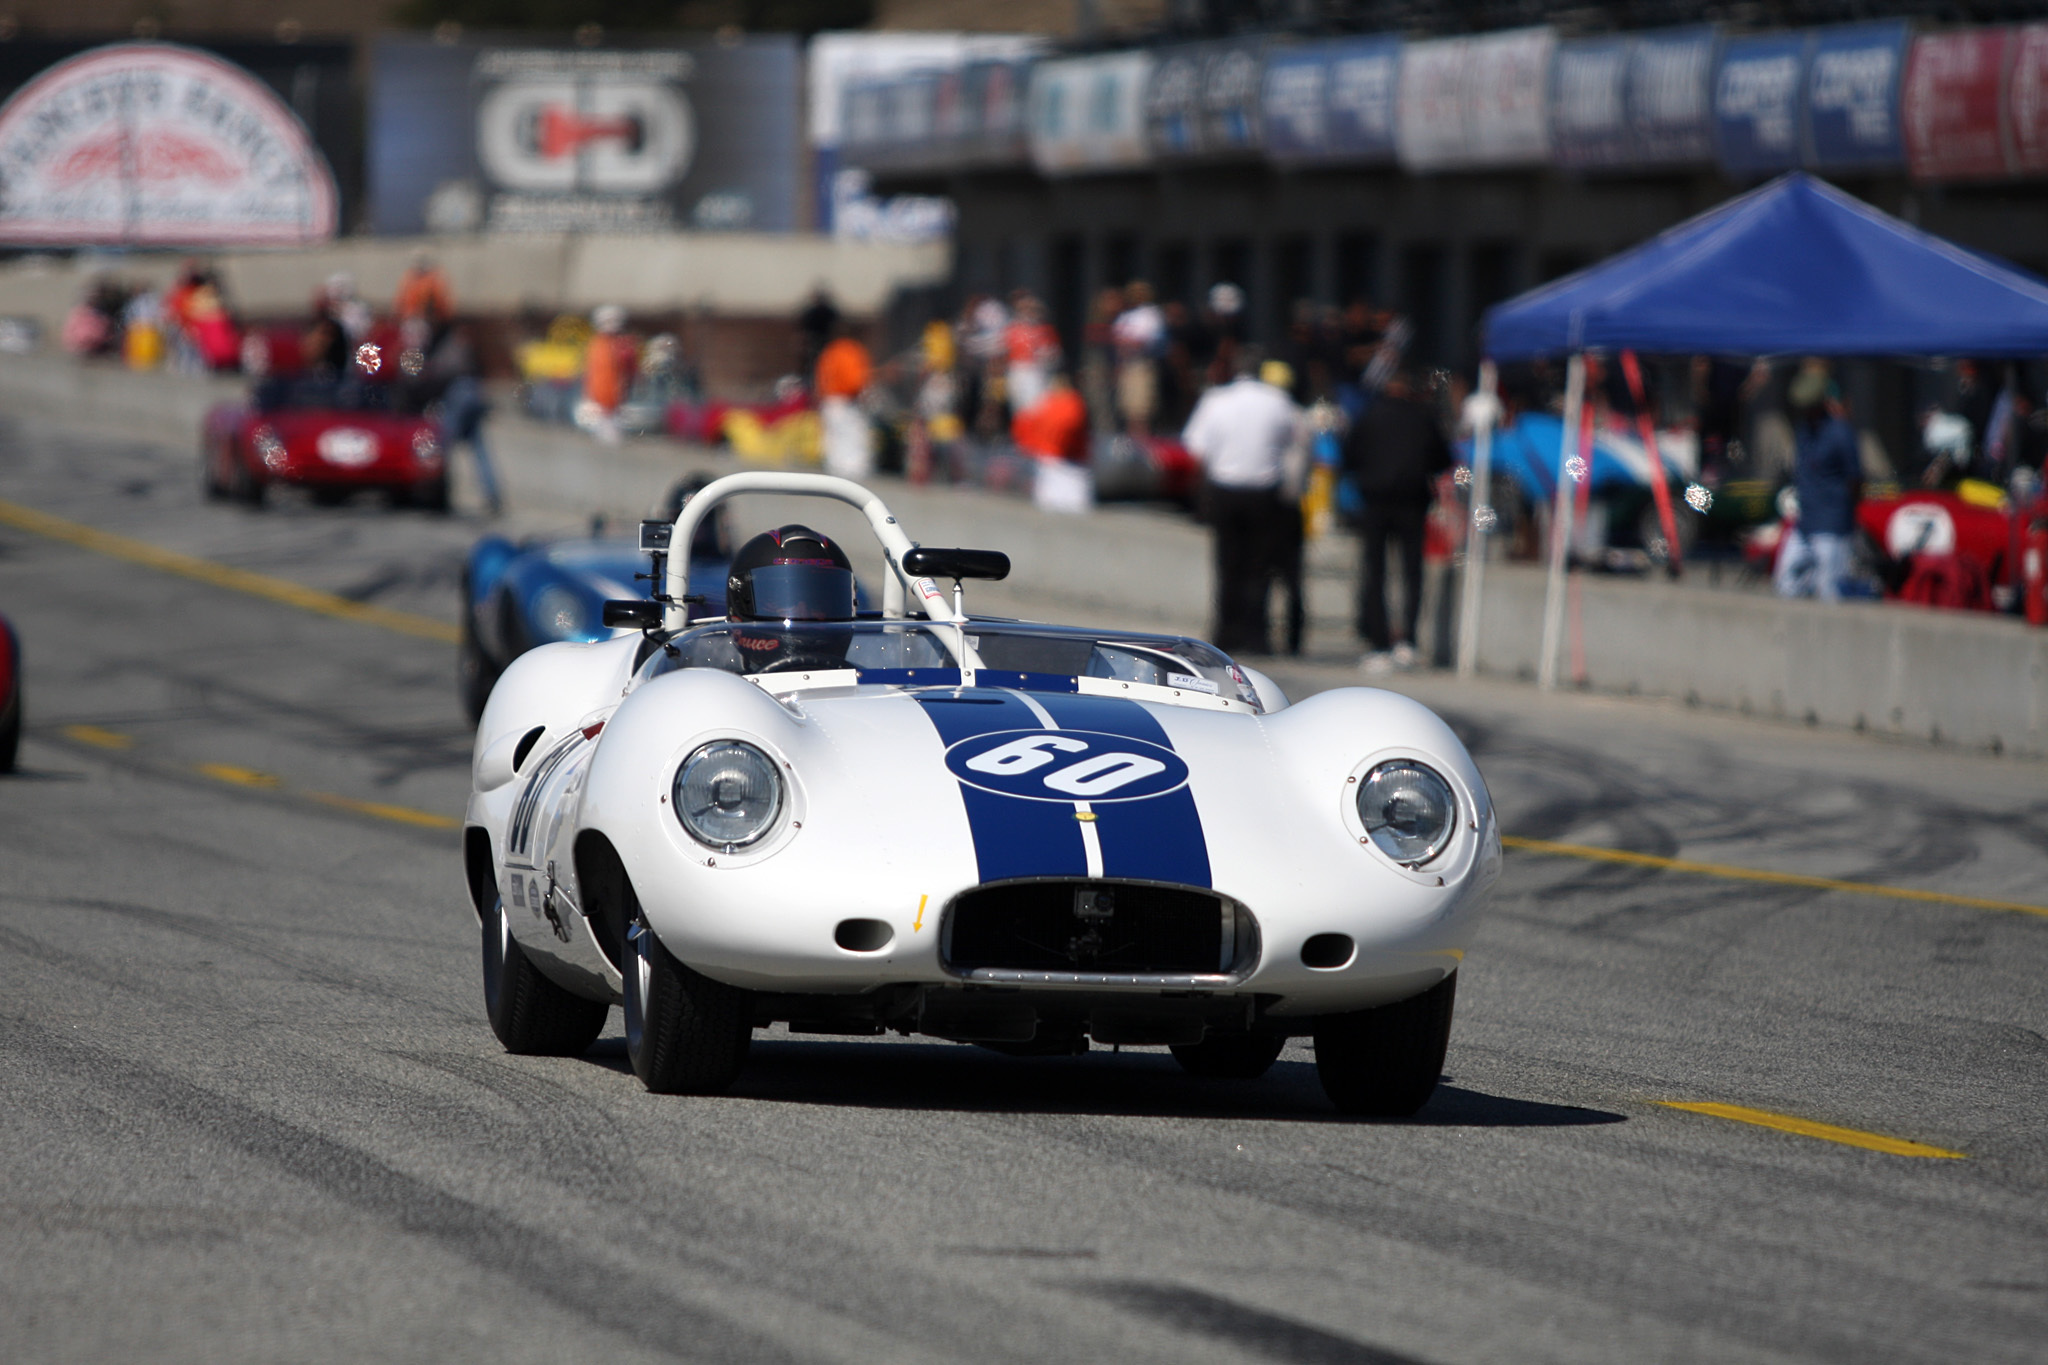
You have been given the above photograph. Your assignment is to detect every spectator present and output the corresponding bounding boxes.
[1200,282,1245,387]
[1013,370,1093,514]
[1343,369,1450,674]
[1261,359,1316,656]
[62,277,126,358]
[1182,351,1305,654]
[962,293,1009,437]
[798,286,840,377]
[816,323,875,479]
[427,323,502,517]
[581,304,636,446]
[394,251,455,350]
[166,266,239,373]
[1113,281,1164,438]
[1775,360,1861,604]
[1003,292,1061,415]
[1080,286,1124,435]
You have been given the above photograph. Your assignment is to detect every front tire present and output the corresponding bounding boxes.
[623,909,752,1095]
[481,894,608,1056]
[1313,973,1457,1117]
[1170,1032,1286,1079]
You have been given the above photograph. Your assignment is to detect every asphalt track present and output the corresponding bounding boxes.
[2,411,2046,1365]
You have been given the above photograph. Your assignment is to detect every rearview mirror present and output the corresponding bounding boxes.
[902,547,1010,581]
[602,599,663,630]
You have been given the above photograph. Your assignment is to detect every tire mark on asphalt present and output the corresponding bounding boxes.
[0,1015,809,1364]
[1069,1281,1429,1365]
[389,1049,643,1198]
[0,893,470,1020]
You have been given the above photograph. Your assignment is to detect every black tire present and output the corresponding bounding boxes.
[481,893,609,1056]
[1313,973,1457,1117]
[0,691,18,774]
[398,479,450,514]
[202,442,228,501]
[227,451,264,508]
[1170,1031,1286,1079]
[457,617,501,726]
[623,905,752,1095]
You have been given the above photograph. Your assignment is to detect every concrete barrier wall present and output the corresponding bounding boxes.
[3,352,2041,757]
[0,233,951,338]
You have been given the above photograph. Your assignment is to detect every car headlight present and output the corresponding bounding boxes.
[533,585,585,640]
[1356,760,1457,867]
[673,740,783,850]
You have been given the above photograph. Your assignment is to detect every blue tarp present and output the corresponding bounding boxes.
[1483,172,2048,359]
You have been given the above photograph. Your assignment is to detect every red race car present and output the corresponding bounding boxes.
[1,611,20,772]
[1856,489,2018,611]
[202,351,447,512]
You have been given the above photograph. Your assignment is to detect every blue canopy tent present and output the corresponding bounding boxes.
[1459,173,2048,684]
[1483,172,2048,359]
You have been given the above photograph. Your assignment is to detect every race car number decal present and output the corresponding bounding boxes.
[944,729,1188,803]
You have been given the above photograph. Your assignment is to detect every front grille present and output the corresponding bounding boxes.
[944,880,1251,978]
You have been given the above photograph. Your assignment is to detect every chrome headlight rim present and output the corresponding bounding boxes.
[1354,758,1458,869]
[671,738,785,852]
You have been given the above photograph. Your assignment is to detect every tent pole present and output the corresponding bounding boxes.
[1456,360,1499,679]
[1537,353,1585,692]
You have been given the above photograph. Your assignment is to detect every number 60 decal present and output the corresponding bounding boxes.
[944,730,1190,803]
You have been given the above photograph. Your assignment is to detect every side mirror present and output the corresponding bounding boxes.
[902,547,1010,581]
[603,599,663,630]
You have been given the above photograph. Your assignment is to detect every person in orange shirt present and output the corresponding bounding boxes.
[1012,370,1093,513]
[815,326,874,478]
[394,251,454,348]
[581,305,636,446]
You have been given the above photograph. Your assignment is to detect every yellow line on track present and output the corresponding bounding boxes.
[1501,834,2048,919]
[1659,1101,1966,1159]
[61,724,133,750]
[307,791,462,830]
[0,497,461,644]
[196,762,281,789]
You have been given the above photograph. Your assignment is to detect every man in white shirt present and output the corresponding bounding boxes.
[1181,355,1307,653]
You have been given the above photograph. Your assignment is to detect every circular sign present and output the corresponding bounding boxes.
[944,729,1190,804]
[0,42,338,246]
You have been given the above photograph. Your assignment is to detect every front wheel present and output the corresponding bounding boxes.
[1170,1032,1286,1079]
[1313,973,1457,1117]
[481,894,608,1056]
[623,911,752,1095]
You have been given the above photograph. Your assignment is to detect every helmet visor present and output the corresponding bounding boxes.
[747,564,857,621]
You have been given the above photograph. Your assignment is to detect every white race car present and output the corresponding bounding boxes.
[462,473,1500,1115]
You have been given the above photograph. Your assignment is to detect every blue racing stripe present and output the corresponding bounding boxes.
[915,692,1088,882]
[1032,693,1212,888]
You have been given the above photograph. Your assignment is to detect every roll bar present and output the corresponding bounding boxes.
[663,471,959,631]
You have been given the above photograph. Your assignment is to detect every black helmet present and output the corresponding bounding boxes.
[726,524,856,622]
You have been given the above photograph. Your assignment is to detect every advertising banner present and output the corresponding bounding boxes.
[1551,36,1633,170]
[1904,28,2009,182]
[0,42,336,246]
[1715,31,1811,174]
[1145,39,1264,159]
[1462,27,1554,167]
[2004,24,2048,175]
[1028,52,1152,175]
[1263,36,1400,164]
[369,36,798,234]
[1628,26,1718,165]
[1395,38,1467,171]
[1803,21,1909,169]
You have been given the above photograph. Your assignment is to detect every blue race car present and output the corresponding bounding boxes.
[460,478,731,723]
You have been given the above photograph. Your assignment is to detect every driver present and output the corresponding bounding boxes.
[721,524,858,673]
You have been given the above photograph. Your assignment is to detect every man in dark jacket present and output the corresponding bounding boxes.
[1343,372,1450,672]
[1775,360,1861,603]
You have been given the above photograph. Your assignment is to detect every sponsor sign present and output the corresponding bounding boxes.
[2005,24,2048,175]
[1395,38,1467,171]
[1261,36,1400,165]
[1715,31,1812,173]
[1552,36,1633,170]
[1628,26,1719,166]
[1904,28,2010,182]
[1803,21,1909,169]
[0,42,337,246]
[1027,52,1152,175]
[1145,39,1265,159]
[368,36,799,234]
[1462,27,1554,167]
